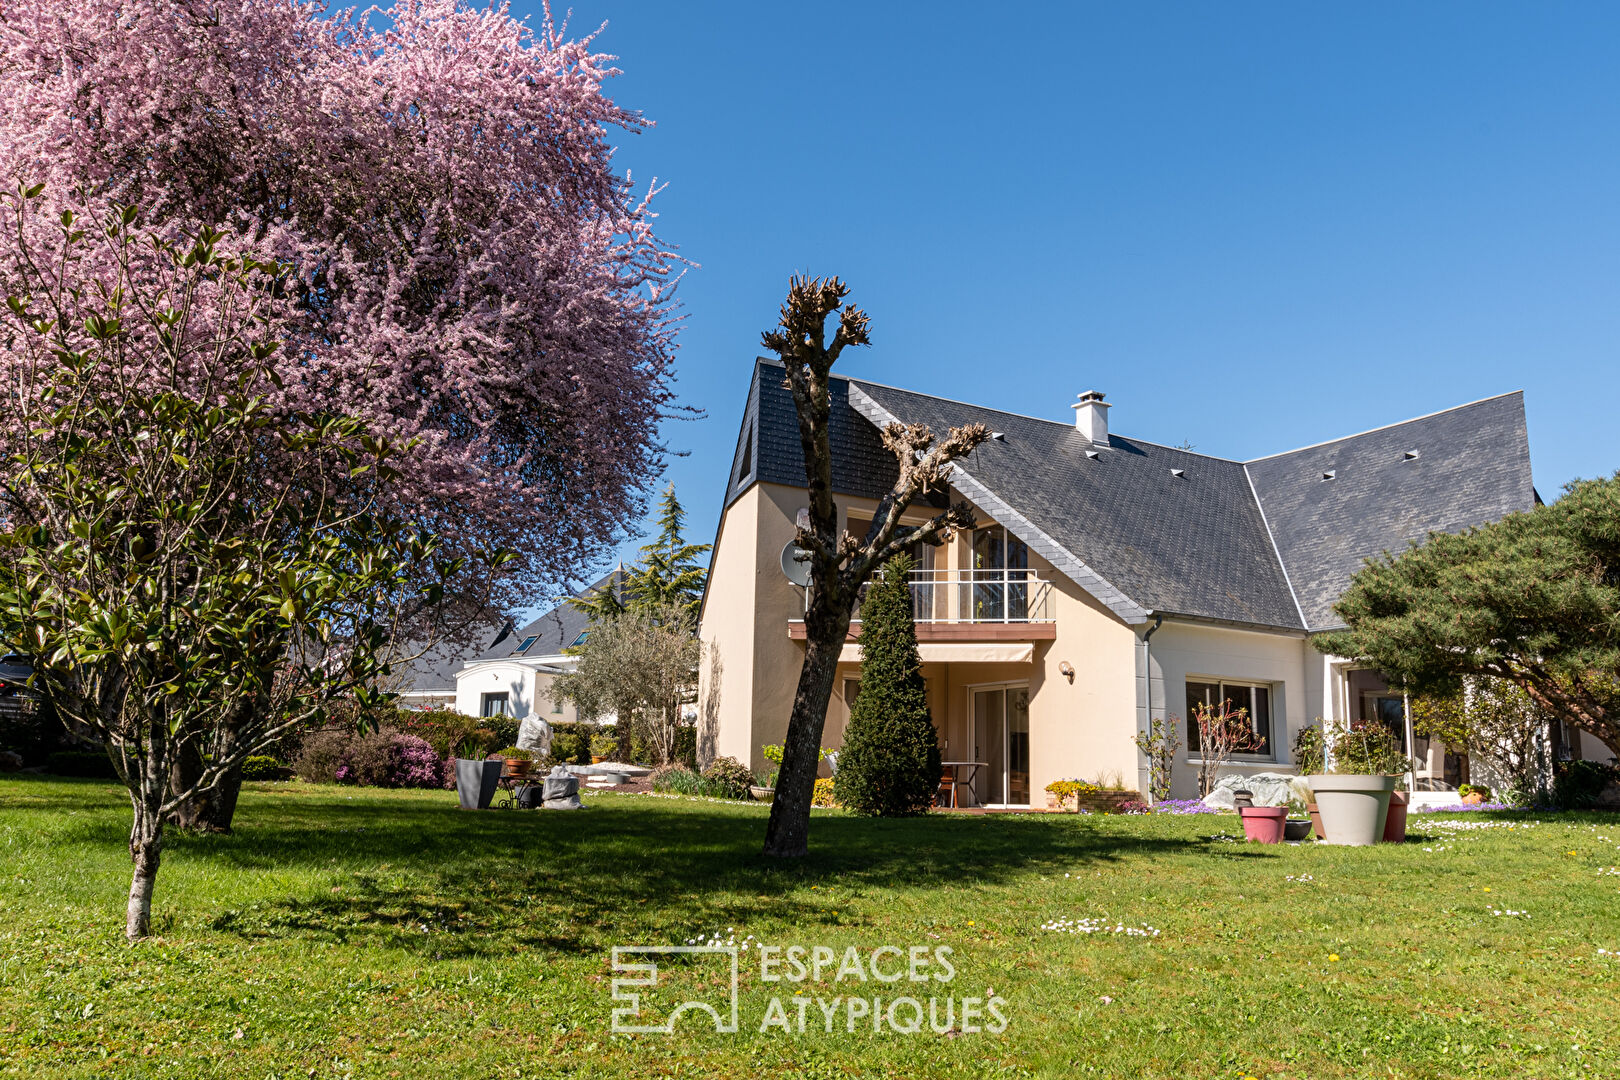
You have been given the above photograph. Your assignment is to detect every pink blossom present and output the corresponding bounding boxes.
[0,0,682,598]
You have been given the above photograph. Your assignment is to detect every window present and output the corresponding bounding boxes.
[1360,692,1408,752]
[570,630,590,648]
[737,425,753,483]
[552,696,565,715]
[972,526,1030,621]
[1186,680,1272,756]
[514,635,539,655]
[480,692,510,718]
[843,679,861,709]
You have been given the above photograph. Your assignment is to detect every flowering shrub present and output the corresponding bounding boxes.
[1046,779,1102,800]
[812,777,838,807]
[292,728,446,789]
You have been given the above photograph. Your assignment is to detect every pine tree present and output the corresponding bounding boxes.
[627,485,711,619]
[833,555,942,816]
[567,485,709,624]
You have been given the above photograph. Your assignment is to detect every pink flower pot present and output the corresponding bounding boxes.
[1238,805,1287,844]
[1382,790,1408,843]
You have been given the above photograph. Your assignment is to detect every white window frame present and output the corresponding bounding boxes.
[1185,677,1276,763]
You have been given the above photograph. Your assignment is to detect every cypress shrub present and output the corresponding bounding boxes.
[833,555,941,816]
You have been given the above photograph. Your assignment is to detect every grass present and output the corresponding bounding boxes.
[0,777,1617,1078]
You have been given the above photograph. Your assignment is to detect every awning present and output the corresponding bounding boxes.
[837,642,1034,665]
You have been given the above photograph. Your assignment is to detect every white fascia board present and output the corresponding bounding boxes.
[847,384,1151,626]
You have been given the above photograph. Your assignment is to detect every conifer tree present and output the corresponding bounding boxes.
[833,555,942,816]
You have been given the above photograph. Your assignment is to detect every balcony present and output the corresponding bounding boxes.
[789,568,1056,643]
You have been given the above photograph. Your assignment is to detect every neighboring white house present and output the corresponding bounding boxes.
[451,570,624,723]
[698,359,1588,806]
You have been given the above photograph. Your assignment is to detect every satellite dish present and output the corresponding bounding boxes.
[780,540,813,587]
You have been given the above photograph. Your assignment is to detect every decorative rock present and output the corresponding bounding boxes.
[542,764,581,809]
[516,712,553,757]
[1202,772,1300,809]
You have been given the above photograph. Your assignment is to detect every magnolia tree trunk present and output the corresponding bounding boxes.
[124,726,167,940]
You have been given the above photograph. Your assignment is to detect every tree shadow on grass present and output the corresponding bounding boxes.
[175,791,1206,958]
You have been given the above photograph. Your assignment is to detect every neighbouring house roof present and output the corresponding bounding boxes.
[467,569,625,664]
[725,358,1536,633]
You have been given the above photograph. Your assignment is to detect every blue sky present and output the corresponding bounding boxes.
[516,1,1620,591]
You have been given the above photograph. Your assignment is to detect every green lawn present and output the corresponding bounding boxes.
[0,777,1617,1079]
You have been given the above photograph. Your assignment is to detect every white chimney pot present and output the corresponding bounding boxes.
[1072,390,1110,446]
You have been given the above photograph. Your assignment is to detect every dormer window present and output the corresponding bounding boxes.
[514,635,539,654]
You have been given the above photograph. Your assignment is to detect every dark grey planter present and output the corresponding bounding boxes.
[455,758,503,810]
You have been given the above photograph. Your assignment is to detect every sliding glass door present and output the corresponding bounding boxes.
[972,684,1030,806]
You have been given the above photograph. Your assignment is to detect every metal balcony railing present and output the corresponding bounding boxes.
[815,568,1054,624]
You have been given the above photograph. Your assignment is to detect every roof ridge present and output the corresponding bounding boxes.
[1242,462,1307,629]
[833,363,1246,466]
[1244,390,1524,463]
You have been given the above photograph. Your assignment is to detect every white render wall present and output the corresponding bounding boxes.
[1143,620,1315,801]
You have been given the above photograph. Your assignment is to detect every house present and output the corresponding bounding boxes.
[698,359,1572,806]
[450,571,625,722]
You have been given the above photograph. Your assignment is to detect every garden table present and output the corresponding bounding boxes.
[940,761,987,807]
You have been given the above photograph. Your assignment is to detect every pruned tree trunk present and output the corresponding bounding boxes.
[755,276,987,859]
[763,608,853,857]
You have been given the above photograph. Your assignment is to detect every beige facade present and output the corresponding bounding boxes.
[699,479,1344,805]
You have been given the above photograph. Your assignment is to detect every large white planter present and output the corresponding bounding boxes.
[1307,774,1396,846]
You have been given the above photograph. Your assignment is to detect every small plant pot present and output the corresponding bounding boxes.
[504,758,533,779]
[1307,774,1397,846]
[1238,805,1287,844]
[1383,790,1409,843]
[1283,818,1314,842]
[591,756,605,764]
[749,785,776,802]
[1307,804,1325,839]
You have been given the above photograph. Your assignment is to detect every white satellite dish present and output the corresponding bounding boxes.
[780,540,813,587]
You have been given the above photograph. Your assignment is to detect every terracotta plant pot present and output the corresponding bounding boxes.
[591,756,605,764]
[504,757,533,779]
[1307,774,1397,846]
[1383,790,1409,843]
[1308,803,1324,839]
[1461,791,1484,804]
[1238,806,1287,844]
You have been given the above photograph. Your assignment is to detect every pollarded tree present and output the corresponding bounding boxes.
[1315,474,1620,757]
[0,194,449,938]
[759,277,988,857]
[0,0,683,824]
[833,555,941,816]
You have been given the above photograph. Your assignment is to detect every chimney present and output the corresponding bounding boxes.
[1072,390,1110,446]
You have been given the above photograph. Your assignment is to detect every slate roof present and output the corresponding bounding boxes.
[468,569,624,664]
[725,358,1535,632]
[1244,392,1537,629]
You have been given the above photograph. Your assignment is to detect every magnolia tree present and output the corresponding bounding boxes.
[0,194,455,938]
[0,0,682,823]
[759,278,988,858]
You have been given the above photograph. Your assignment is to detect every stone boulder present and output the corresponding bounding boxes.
[541,764,581,810]
[1201,772,1303,809]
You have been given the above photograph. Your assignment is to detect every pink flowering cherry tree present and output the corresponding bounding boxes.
[0,0,684,823]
